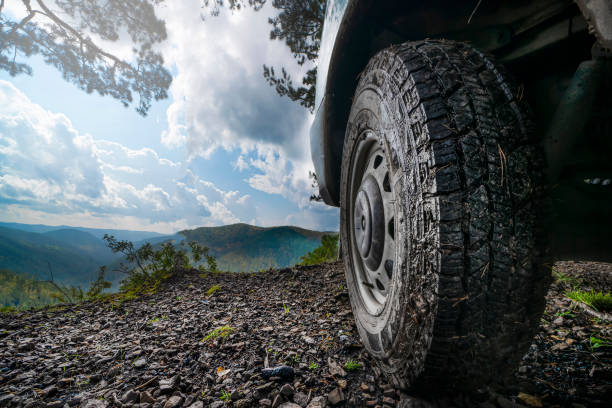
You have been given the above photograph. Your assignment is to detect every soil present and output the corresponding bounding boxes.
[0,261,610,408]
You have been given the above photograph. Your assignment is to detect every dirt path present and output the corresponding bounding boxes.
[0,261,610,407]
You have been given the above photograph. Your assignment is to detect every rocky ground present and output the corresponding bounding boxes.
[0,261,610,408]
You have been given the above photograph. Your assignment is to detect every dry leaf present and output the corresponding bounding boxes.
[518,392,543,407]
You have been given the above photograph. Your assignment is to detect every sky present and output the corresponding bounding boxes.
[0,0,339,234]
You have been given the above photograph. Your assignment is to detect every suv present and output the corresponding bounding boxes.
[310,0,611,390]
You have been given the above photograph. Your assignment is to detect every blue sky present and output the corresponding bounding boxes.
[0,1,338,233]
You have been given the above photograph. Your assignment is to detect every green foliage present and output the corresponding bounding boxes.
[284,354,300,366]
[308,362,319,370]
[344,360,363,372]
[590,336,612,350]
[566,289,612,312]
[86,266,112,300]
[0,269,64,309]
[299,234,338,266]
[0,0,171,115]
[202,326,234,342]
[283,303,290,314]
[207,285,221,296]
[220,390,231,401]
[262,0,325,111]
[553,268,582,288]
[202,0,325,111]
[103,235,216,296]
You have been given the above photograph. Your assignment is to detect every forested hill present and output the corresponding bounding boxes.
[0,226,120,287]
[179,223,332,272]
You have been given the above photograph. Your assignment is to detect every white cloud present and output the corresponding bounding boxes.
[158,1,311,160]
[0,80,246,232]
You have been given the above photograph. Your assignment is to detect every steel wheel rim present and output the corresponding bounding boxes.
[349,131,397,316]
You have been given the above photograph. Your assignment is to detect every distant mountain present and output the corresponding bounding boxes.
[179,223,333,272]
[0,226,121,287]
[42,229,110,256]
[0,221,334,290]
[0,222,165,242]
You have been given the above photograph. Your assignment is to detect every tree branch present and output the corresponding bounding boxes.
[34,0,133,71]
[7,12,36,37]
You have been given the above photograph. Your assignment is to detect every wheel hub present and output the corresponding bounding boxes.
[354,176,385,270]
[348,135,397,314]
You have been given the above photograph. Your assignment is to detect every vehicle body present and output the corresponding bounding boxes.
[311,0,612,260]
[310,0,611,390]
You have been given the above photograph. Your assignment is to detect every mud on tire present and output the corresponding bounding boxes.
[340,40,550,390]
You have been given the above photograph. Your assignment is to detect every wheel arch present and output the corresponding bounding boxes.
[314,0,592,206]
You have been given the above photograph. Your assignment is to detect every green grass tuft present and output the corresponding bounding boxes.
[566,289,612,312]
[344,359,363,371]
[202,325,234,342]
[206,285,221,296]
[590,336,612,350]
[308,362,319,370]
[220,390,231,401]
[553,268,581,287]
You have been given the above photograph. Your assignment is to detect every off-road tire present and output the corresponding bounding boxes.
[340,40,549,390]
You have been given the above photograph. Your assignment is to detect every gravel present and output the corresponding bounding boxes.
[0,261,610,407]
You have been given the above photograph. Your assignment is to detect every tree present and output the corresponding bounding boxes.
[0,0,172,116]
[299,234,338,266]
[103,235,217,295]
[202,0,325,112]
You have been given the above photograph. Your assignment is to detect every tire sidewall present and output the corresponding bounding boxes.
[340,54,439,386]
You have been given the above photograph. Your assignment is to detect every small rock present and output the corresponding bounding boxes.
[306,396,327,408]
[42,385,58,397]
[327,388,345,406]
[188,402,203,408]
[293,392,309,407]
[209,401,224,408]
[327,358,346,378]
[278,403,301,408]
[133,358,147,369]
[89,374,102,384]
[256,382,274,392]
[551,342,569,351]
[260,399,272,407]
[140,392,156,404]
[382,396,395,405]
[261,366,295,380]
[164,395,183,408]
[46,401,62,408]
[280,384,294,397]
[553,316,564,325]
[81,399,107,408]
[18,341,34,351]
[231,390,242,401]
[302,336,316,344]
[122,389,139,403]
[234,399,251,408]
[159,375,180,394]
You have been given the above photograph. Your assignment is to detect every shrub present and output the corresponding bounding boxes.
[566,289,612,312]
[103,235,216,296]
[299,234,339,266]
[344,360,363,371]
[202,325,234,342]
